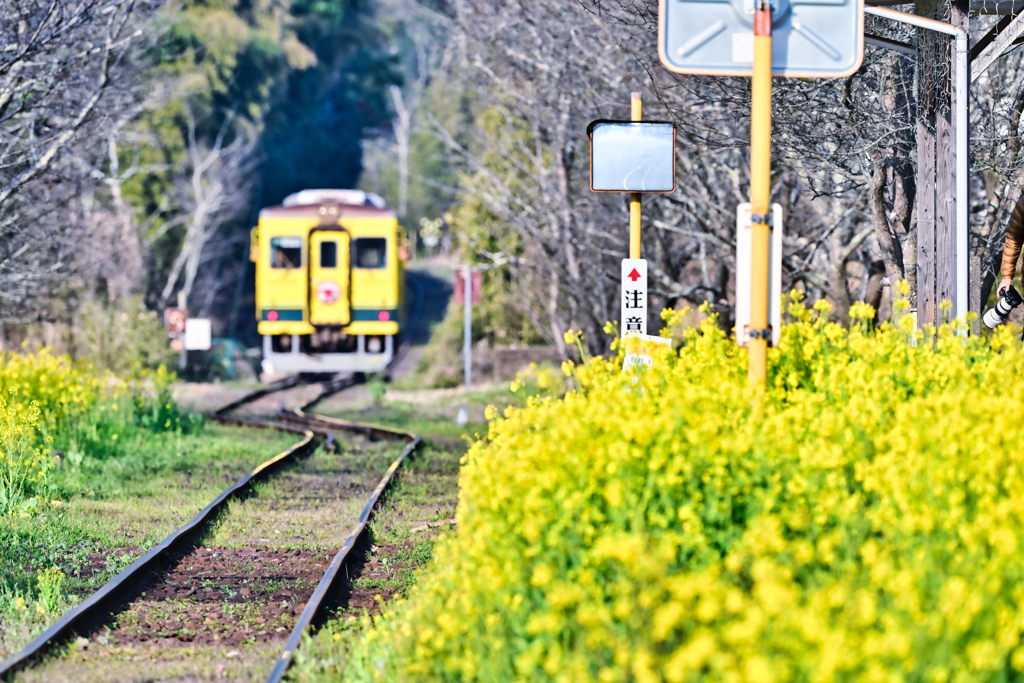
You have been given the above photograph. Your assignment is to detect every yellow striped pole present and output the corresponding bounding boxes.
[748,4,772,385]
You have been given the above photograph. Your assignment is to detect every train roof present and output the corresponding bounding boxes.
[259,189,396,219]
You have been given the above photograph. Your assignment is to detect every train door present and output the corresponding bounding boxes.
[309,229,351,325]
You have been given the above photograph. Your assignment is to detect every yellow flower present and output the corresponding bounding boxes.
[327,294,1024,682]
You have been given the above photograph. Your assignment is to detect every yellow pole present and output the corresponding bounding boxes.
[630,92,642,260]
[748,4,772,385]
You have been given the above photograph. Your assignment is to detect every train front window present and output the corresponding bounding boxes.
[270,237,302,269]
[354,238,387,269]
[320,241,338,268]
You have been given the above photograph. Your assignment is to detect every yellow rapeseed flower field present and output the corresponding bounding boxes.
[342,291,1024,682]
[0,348,168,515]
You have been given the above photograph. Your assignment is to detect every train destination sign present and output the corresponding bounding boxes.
[657,0,865,78]
[589,121,676,193]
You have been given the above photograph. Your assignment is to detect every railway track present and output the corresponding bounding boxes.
[0,280,428,682]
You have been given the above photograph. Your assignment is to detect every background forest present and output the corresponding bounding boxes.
[2,0,1022,365]
[0,0,440,365]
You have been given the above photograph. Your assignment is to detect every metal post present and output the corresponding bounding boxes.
[748,3,772,385]
[865,5,969,324]
[463,266,472,388]
[629,92,643,259]
[177,291,187,371]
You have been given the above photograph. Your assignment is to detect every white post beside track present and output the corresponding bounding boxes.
[463,266,472,388]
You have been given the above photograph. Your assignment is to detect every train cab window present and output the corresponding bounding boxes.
[320,241,338,268]
[354,238,387,269]
[270,237,302,269]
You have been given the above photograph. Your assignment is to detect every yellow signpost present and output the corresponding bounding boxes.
[659,0,864,387]
[747,3,772,385]
[630,92,643,260]
[588,91,676,355]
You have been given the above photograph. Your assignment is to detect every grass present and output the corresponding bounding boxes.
[204,435,407,551]
[0,423,298,660]
[2,372,537,676]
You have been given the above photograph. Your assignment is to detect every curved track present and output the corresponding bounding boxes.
[0,276,427,681]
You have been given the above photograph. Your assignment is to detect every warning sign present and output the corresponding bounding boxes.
[621,259,647,337]
[164,307,187,335]
[454,269,482,305]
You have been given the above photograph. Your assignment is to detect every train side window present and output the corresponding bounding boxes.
[320,241,338,268]
[270,237,302,269]
[354,238,387,269]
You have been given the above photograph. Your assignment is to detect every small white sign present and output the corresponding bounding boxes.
[735,203,783,348]
[621,259,648,337]
[622,334,672,374]
[183,318,212,351]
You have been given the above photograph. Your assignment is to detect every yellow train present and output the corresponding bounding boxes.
[251,189,406,375]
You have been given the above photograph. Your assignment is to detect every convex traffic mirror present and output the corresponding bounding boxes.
[588,121,677,193]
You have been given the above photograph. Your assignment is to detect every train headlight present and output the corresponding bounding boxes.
[367,336,382,353]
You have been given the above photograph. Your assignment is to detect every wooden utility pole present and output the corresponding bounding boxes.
[916,0,969,327]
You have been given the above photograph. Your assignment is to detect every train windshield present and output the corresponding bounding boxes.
[354,238,387,269]
[270,236,302,269]
[320,241,338,268]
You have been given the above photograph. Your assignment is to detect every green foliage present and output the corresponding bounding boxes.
[414,269,547,389]
[35,567,66,615]
[0,567,76,659]
[258,3,400,205]
[366,374,388,407]
[361,74,470,240]
[414,301,478,389]
[126,0,402,313]
[0,347,195,517]
[440,107,548,347]
[73,296,175,375]
[0,424,299,659]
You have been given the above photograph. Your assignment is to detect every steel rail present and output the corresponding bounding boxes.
[0,272,427,679]
[0,380,323,679]
[264,276,427,682]
[264,410,420,683]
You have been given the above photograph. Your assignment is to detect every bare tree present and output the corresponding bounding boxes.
[158,107,258,310]
[435,0,1024,353]
[0,0,164,320]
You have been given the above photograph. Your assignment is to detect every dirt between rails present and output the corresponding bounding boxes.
[20,432,407,683]
[95,545,336,648]
[333,541,417,620]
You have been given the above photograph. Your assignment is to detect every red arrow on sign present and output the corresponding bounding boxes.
[627,268,642,282]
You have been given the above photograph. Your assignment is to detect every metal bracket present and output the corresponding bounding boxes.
[750,213,773,227]
[748,327,772,340]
